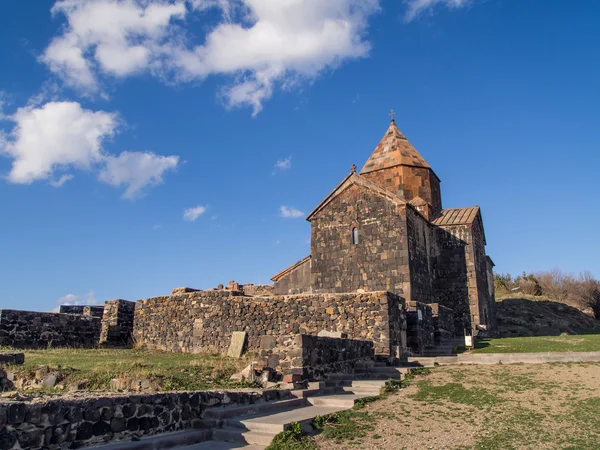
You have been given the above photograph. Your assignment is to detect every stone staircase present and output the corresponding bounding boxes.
[171,365,406,449]
[96,362,411,450]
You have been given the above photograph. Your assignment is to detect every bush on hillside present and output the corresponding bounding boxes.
[495,270,600,319]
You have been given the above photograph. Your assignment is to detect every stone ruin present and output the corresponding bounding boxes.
[0,118,497,382]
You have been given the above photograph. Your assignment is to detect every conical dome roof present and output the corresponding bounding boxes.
[360,120,430,173]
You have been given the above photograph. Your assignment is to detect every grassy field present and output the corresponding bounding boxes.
[1,347,252,391]
[311,363,600,449]
[470,334,600,353]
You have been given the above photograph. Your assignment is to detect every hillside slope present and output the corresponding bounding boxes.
[497,296,600,337]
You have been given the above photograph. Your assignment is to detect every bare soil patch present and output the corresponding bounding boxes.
[314,363,600,449]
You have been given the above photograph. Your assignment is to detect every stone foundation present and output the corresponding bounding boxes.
[0,310,101,349]
[0,389,291,449]
[257,334,375,380]
[134,291,406,357]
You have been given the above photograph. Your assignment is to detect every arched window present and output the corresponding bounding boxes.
[352,227,359,245]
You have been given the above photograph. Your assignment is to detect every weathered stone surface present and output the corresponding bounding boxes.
[59,305,105,318]
[99,299,136,346]
[171,287,200,295]
[0,389,292,449]
[134,291,406,357]
[317,330,347,338]
[42,374,58,389]
[227,332,247,358]
[406,301,435,355]
[258,334,376,381]
[0,353,25,365]
[0,310,101,349]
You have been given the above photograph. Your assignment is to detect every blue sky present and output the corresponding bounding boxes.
[1,0,598,312]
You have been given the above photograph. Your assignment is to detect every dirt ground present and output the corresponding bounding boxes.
[314,363,600,449]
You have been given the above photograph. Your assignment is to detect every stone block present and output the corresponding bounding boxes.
[317,330,348,338]
[227,332,247,358]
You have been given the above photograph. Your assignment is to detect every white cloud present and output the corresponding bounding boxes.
[42,0,380,115]
[184,205,207,221]
[280,205,304,219]
[98,151,179,199]
[0,100,179,198]
[273,156,291,174]
[56,291,98,306]
[0,101,118,184]
[49,174,75,187]
[403,0,471,22]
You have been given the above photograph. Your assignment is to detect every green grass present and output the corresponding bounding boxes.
[470,335,600,353]
[1,347,253,391]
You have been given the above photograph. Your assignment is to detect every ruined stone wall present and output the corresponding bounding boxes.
[406,301,434,355]
[0,389,291,450]
[58,305,105,318]
[134,291,406,357]
[241,284,275,297]
[257,334,375,380]
[0,310,101,349]
[429,303,456,344]
[273,258,312,295]
[99,300,136,346]
[311,184,410,294]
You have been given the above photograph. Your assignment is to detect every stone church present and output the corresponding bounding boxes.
[272,118,497,335]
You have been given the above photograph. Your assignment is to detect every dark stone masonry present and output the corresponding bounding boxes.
[99,300,136,346]
[58,305,104,318]
[133,290,407,357]
[258,334,375,380]
[0,310,101,349]
[273,119,497,335]
[0,389,291,450]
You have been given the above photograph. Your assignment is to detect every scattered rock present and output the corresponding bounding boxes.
[42,374,58,389]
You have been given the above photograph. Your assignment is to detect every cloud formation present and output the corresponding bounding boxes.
[184,205,207,221]
[0,101,178,198]
[52,291,98,312]
[99,151,179,199]
[273,156,291,174]
[280,205,303,219]
[403,0,471,22]
[42,0,380,115]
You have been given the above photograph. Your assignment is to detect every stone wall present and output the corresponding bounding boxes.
[58,305,105,318]
[257,334,374,380]
[134,291,406,357]
[429,303,456,344]
[406,301,434,355]
[310,182,410,294]
[272,257,312,295]
[0,310,101,349]
[0,389,291,450]
[99,300,136,346]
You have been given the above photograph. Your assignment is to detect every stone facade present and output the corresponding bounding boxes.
[0,389,291,450]
[99,300,136,346]
[257,334,375,380]
[406,301,435,355]
[133,291,406,357]
[273,119,497,335]
[0,310,101,349]
[429,303,456,345]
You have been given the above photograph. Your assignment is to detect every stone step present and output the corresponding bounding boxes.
[223,404,345,435]
[203,398,307,420]
[172,441,265,450]
[307,394,359,408]
[94,429,212,449]
[212,428,275,447]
